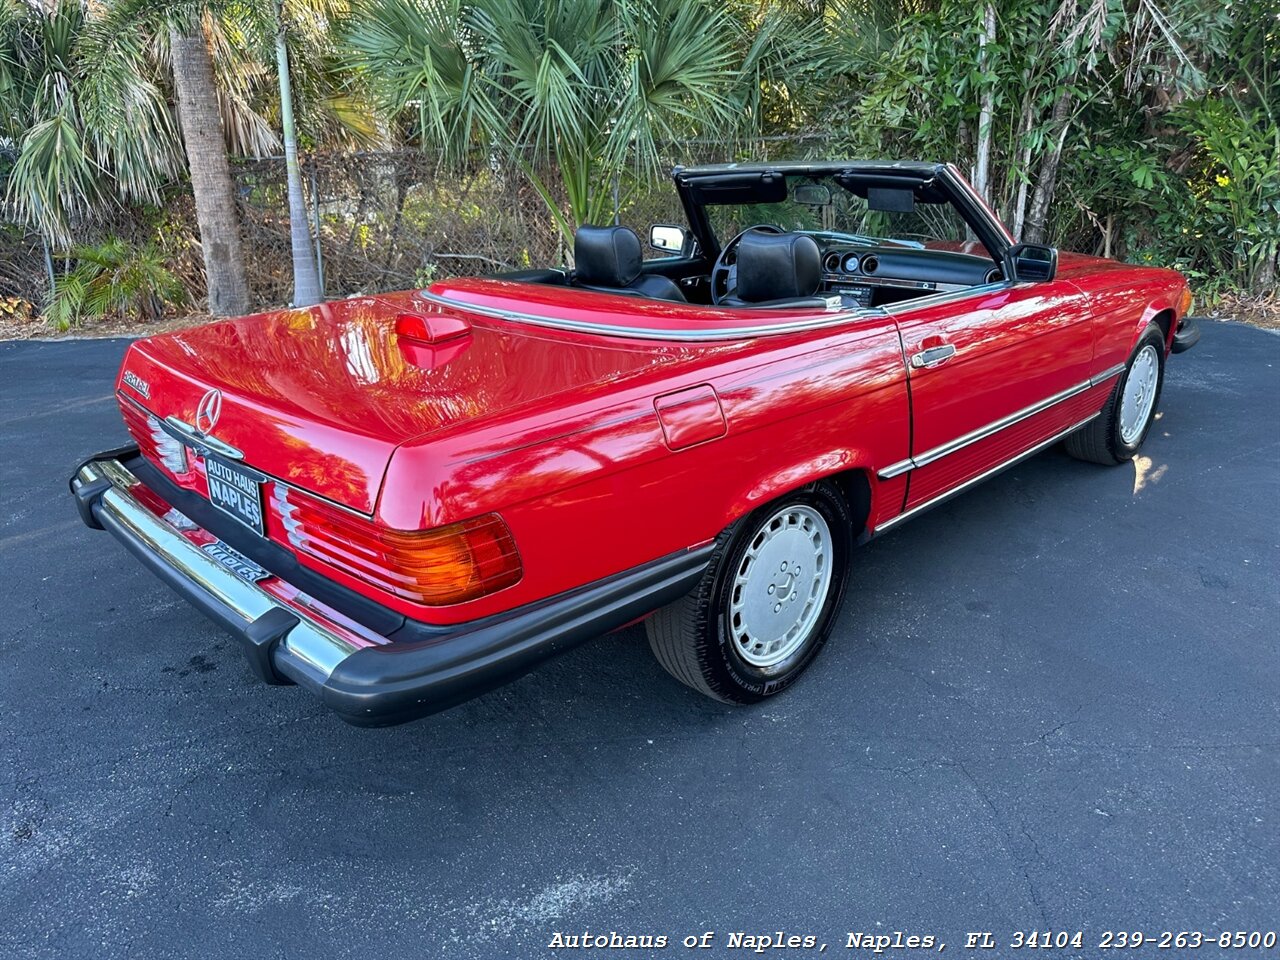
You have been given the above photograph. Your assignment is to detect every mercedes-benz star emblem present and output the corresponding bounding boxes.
[194,388,223,435]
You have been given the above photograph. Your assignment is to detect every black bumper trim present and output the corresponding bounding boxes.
[1172,316,1202,354]
[320,544,714,726]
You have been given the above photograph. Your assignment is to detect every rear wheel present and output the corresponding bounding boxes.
[645,482,853,703]
[1065,324,1166,465]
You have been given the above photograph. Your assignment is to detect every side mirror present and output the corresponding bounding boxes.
[649,224,688,256]
[1005,242,1058,282]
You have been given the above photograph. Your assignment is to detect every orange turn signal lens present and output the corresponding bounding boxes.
[274,486,521,605]
[1179,287,1194,317]
[379,514,523,605]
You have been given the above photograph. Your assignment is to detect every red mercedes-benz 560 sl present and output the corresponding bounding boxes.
[71,161,1201,726]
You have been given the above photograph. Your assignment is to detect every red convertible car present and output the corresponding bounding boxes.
[71,161,1200,726]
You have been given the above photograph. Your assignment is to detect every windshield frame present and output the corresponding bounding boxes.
[673,162,1013,267]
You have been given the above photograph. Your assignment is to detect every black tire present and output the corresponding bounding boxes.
[645,482,854,703]
[1065,324,1166,465]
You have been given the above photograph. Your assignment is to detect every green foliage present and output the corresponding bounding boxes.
[826,0,1278,294]
[95,0,382,156]
[3,0,1275,303]
[346,0,827,242]
[1173,97,1279,292]
[0,0,182,245]
[46,238,185,330]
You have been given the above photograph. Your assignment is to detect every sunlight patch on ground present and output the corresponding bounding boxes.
[1133,454,1168,495]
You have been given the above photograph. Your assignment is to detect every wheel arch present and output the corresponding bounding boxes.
[1133,301,1178,355]
[719,454,877,543]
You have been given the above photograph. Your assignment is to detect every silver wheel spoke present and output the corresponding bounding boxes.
[1119,345,1159,445]
[728,504,834,668]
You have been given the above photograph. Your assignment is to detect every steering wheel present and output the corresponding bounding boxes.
[710,224,785,305]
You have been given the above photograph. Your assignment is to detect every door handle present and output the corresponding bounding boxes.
[910,343,957,368]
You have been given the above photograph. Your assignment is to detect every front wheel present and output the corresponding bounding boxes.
[645,482,853,703]
[1065,324,1166,465]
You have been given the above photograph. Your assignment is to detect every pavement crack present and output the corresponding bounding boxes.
[954,759,1051,927]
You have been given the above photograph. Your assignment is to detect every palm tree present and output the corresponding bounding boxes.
[169,24,252,315]
[42,0,370,313]
[346,0,827,245]
[103,0,346,308]
[0,1,180,251]
[272,0,323,306]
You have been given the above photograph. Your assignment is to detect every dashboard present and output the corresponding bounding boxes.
[818,243,1004,308]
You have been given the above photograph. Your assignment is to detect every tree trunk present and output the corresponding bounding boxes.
[972,2,997,203]
[1025,91,1073,245]
[274,2,322,307]
[1011,94,1036,241]
[170,27,250,317]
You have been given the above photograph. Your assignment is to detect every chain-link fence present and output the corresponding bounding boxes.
[0,135,830,312]
[232,136,827,306]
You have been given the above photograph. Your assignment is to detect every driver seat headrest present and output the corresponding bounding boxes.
[574,225,642,287]
[732,231,822,303]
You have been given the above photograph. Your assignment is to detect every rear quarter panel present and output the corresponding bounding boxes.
[379,315,910,624]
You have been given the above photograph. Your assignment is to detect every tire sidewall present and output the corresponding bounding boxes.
[1111,327,1167,460]
[705,483,853,700]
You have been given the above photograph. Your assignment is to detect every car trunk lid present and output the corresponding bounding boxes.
[118,289,692,515]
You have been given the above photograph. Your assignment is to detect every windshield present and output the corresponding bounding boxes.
[703,175,976,251]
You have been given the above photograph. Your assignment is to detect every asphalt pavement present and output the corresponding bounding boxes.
[2,323,1277,959]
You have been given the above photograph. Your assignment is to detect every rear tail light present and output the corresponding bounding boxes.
[121,398,189,476]
[147,415,189,475]
[273,486,521,605]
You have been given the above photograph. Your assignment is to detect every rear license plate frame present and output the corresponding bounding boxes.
[204,454,266,536]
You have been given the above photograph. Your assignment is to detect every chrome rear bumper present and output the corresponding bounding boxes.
[70,450,712,725]
[71,456,361,689]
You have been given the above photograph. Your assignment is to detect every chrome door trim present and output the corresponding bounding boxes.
[911,378,1092,469]
[875,413,1101,533]
[875,365,1119,480]
[879,280,1013,315]
[416,290,880,341]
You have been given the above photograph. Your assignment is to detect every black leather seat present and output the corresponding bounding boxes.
[573,225,686,302]
[722,231,829,309]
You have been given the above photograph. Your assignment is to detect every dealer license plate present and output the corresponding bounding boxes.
[204,455,265,535]
[201,540,270,584]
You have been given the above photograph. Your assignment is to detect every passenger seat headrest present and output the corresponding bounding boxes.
[574,225,643,287]
[734,231,822,302]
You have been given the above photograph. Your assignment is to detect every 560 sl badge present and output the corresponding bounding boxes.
[121,369,150,398]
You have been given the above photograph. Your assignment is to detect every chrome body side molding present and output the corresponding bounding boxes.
[874,413,1101,533]
[878,458,915,480]
[876,364,1124,481]
[1091,362,1126,385]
